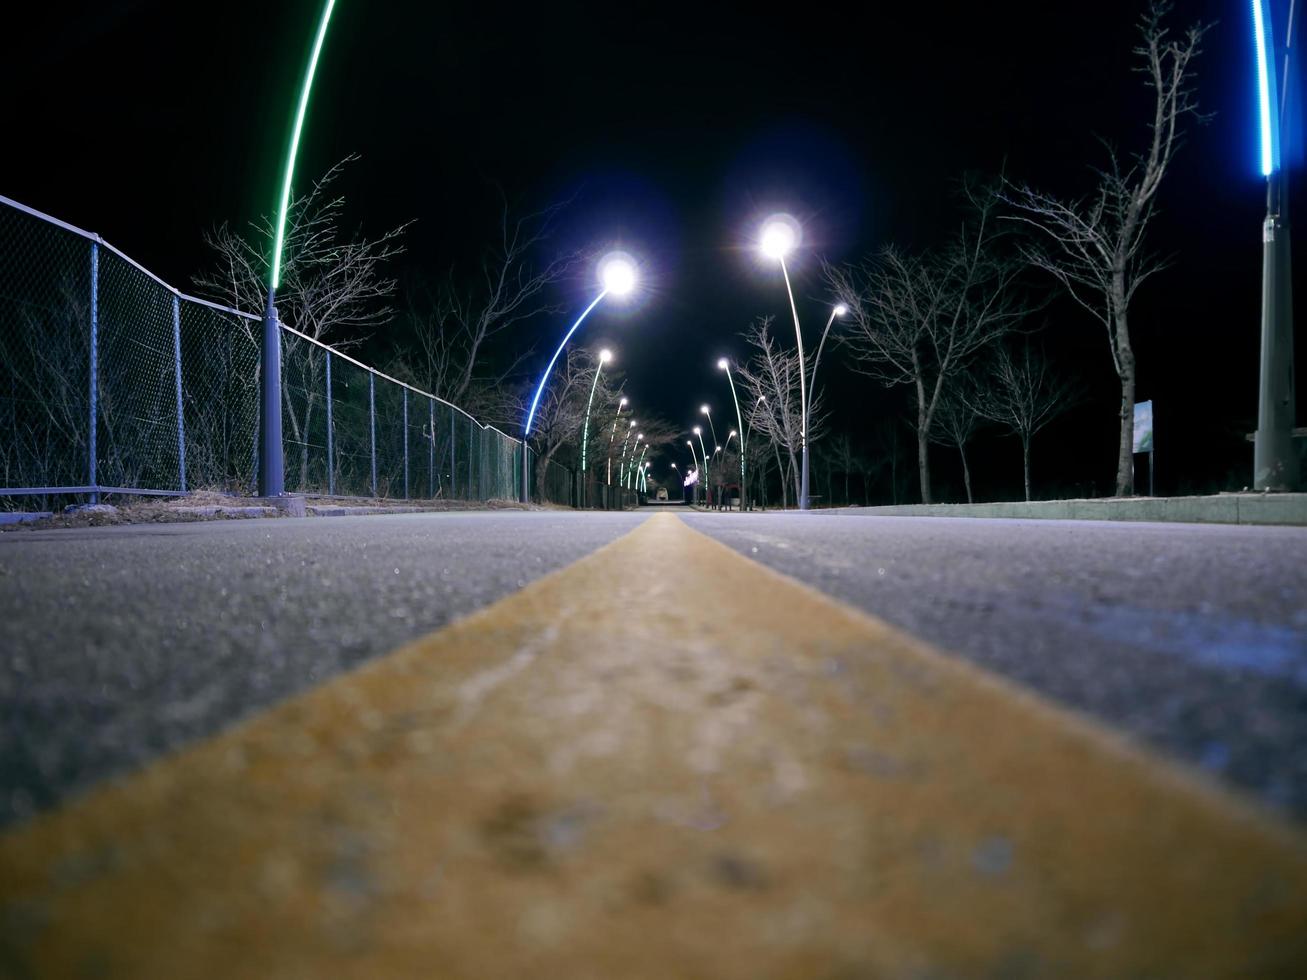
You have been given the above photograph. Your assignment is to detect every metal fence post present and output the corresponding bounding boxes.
[369,372,377,497]
[324,351,334,495]
[428,399,435,498]
[258,299,285,497]
[171,294,186,493]
[449,412,456,498]
[88,242,99,504]
[467,418,473,499]
[403,388,410,499]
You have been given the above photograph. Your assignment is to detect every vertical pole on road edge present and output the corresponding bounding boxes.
[369,372,377,497]
[449,412,456,499]
[403,388,410,499]
[88,242,99,504]
[428,399,435,498]
[258,298,285,498]
[325,351,334,496]
[172,293,186,493]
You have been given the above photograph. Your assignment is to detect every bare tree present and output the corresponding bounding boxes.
[400,195,578,417]
[193,156,408,491]
[1002,1,1209,496]
[734,317,826,508]
[975,342,1082,501]
[827,180,1031,503]
[929,382,984,504]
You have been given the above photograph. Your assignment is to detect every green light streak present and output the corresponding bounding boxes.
[271,0,337,291]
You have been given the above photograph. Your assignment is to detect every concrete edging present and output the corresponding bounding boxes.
[825,493,1307,527]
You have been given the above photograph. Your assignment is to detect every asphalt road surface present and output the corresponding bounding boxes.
[3,508,1306,826]
[0,511,645,825]
[681,510,1307,818]
[3,506,1307,977]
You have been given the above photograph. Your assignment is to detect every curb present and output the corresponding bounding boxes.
[823,493,1307,527]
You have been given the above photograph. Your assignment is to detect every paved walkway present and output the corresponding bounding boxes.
[2,512,1305,977]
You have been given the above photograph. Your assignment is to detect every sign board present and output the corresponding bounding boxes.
[1133,400,1153,453]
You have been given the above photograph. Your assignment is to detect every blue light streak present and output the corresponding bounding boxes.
[1253,0,1281,176]
[524,290,608,436]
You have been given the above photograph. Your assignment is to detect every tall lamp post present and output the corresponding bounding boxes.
[580,348,613,508]
[759,215,813,509]
[607,397,628,488]
[260,0,337,498]
[618,421,637,486]
[626,434,644,488]
[686,439,700,505]
[631,445,648,490]
[700,404,719,451]
[1252,0,1297,491]
[811,303,848,412]
[693,426,710,505]
[523,253,637,503]
[717,357,748,509]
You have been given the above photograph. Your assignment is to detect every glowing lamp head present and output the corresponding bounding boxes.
[619,397,628,407]
[701,404,711,415]
[729,429,737,437]
[687,440,693,447]
[629,419,636,428]
[599,348,613,364]
[636,433,643,441]
[717,357,729,371]
[834,303,848,317]
[759,214,800,259]
[598,252,637,297]
[693,426,701,436]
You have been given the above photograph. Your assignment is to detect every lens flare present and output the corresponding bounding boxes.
[598,252,637,296]
[760,214,800,259]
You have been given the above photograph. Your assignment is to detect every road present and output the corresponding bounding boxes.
[2,507,1306,976]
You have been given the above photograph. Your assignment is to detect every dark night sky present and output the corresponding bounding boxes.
[4,0,1302,498]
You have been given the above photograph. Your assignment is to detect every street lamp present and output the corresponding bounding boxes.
[579,348,613,507]
[759,214,812,509]
[686,439,700,504]
[618,419,637,487]
[259,0,338,498]
[607,397,628,487]
[1251,0,1297,490]
[626,434,644,488]
[718,357,748,508]
[700,404,719,450]
[523,251,637,502]
[693,425,710,502]
[631,443,648,490]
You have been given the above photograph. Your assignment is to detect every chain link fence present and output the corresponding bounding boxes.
[0,194,576,511]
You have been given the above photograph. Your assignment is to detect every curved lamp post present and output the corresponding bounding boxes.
[717,357,747,509]
[700,404,719,451]
[626,434,644,488]
[811,303,848,412]
[522,252,637,502]
[607,397,628,486]
[579,348,613,506]
[631,444,648,490]
[759,214,811,509]
[260,0,338,497]
[618,421,638,486]
[693,426,710,505]
[686,439,700,504]
[1251,0,1297,490]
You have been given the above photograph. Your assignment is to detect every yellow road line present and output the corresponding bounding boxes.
[2,512,1304,978]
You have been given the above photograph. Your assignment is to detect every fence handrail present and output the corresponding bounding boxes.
[278,320,523,445]
[0,192,524,450]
